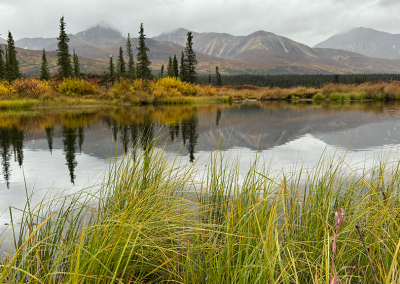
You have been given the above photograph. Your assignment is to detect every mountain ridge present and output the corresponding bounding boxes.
[5,25,400,76]
[314,27,400,60]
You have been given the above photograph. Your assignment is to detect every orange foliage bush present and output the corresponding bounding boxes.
[12,78,49,98]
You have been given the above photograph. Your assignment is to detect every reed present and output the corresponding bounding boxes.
[1,142,400,283]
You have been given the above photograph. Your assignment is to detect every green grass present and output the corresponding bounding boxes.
[160,96,232,105]
[0,99,39,109]
[1,143,400,283]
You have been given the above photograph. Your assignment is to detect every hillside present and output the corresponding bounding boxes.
[6,25,400,76]
[153,29,318,59]
[0,44,109,77]
[314,27,400,60]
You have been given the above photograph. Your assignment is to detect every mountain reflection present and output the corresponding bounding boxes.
[1,101,400,188]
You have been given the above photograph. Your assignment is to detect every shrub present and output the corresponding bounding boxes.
[199,85,217,96]
[329,93,345,101]
[0,81,16,98]
[57,78,96,96]
[152,77,199,97]
[313,93,326,100]
[11,78,49,98]
[111,79,132,97]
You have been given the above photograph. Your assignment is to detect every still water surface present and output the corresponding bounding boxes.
[1,101,400,227]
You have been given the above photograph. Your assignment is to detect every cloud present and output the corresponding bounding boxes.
[0,0,399,46]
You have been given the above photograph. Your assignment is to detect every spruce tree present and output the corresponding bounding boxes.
[0,46,4,80]
[136,23,152,80]
[184,31,198,84]
[173,54,179,78]
[208,74,211,85]
[117,46,126,79]
[40,49,50,81]
[108,55,115,84]
[126,33,135,83]
[160,64,164,78]
[167,56,174,77]
[4,31,20,82]
[57,16,73,80]
[72,49,80,79]
[179,51,186,82]
[215,66,222,86]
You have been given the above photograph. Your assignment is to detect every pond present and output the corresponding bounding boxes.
[1,101,400,227]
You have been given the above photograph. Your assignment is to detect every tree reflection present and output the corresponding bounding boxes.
[181,115,198,162]
[139,122,154,151]
[0,128,12,189]
[169,123,179,142]
[78,126,84,154]
[62,126,78,184]
[0,126,25,188]
[45,126,54,154]
[216,109,222,126]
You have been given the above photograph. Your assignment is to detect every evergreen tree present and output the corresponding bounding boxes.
[160,64,164,78]
[0,46,4,80]
[72,49,80,79]
[116,46,126,79]
[173,54,179,78]
[108,55,115,84]
[126,33,135,83]
[40,49,50,81]
[179,51,186,82]
[136,23,152,80]
[4,31,21,82]
[215,66,222,86]
[208,74,211,85]
[184,31,198,84]
[167,56,174,77]
[57,16,73,80]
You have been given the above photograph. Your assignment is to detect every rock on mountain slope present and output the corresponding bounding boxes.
[314,27,400,60]
[153,29,318,59]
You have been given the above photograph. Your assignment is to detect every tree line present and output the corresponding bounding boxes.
[198,73,400,88]
[0,17,227,87]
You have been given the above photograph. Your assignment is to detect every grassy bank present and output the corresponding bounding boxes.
[0,77,229,109]
[1,144,400,283]
[4,77,400,109]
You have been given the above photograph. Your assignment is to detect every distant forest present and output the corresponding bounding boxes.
[198,74,400,88]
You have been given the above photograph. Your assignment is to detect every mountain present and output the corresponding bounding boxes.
[15,38,57,51]
[153,29,318,59]
[0,37,6,45]
[314,27,400,60]
[9,25,400,76]
[75,25,126,46]
[155,28,400,74]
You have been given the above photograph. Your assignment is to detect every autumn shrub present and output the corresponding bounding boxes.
[57,78,96,96]
[313,93,326,100]
[131,79,147,93]
[198,85,217,96]
[289,87,318,98]
[110,79,133,98]
[11,78,49,98]
[320,84,353,96]
[361,84,384,99]
[0,81,16,98]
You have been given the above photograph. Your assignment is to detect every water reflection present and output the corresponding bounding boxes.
[1,101,400,188]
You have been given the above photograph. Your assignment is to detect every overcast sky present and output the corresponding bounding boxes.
[0,0,399,46]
